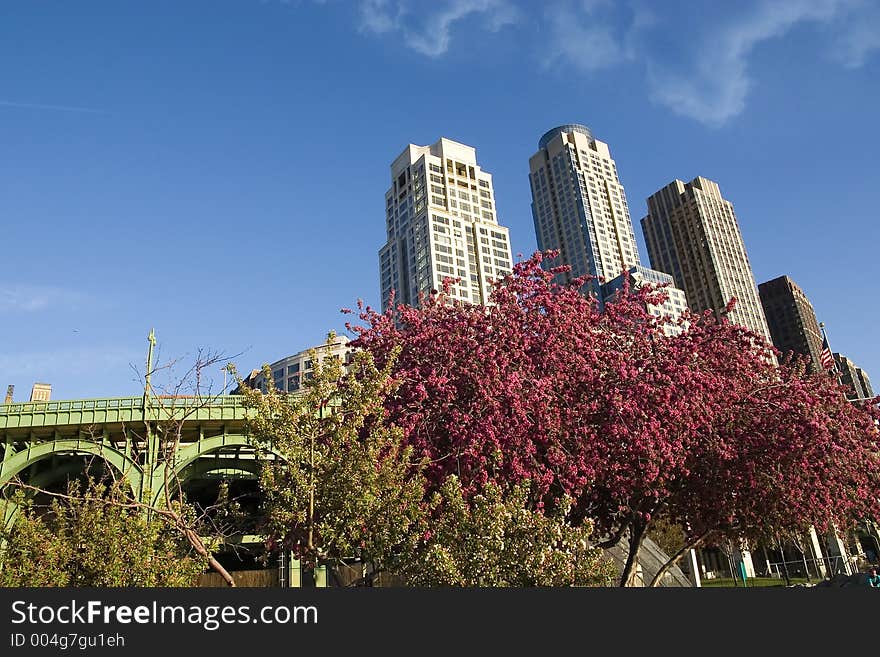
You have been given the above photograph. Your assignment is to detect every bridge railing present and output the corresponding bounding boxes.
[0,395,252,430]
[0,396,144,416]
[0,395,249,414]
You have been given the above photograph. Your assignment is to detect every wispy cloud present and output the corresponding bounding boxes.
[0,285,89,314]
[0,100,107,115]
[543,0,641,73]
[829,2,880,69]
[645,0,859,126]
[358,0,519,57]
[287,0,880,125]
[540,0,879,126]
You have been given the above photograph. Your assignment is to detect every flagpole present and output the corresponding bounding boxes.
[818,322,842,382]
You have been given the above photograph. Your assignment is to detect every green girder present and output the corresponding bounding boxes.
[0,395,262,507]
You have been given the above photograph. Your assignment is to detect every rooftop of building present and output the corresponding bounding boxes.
[538,124,593,150]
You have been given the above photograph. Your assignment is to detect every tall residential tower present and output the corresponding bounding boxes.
[379,138,512,311]
[758,275,824,371]
[529,124,641,295]
[642,177,771,340]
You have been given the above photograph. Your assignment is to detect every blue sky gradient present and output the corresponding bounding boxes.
[2,0,878,399]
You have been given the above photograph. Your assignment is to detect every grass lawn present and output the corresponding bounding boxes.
[700,576,812,587]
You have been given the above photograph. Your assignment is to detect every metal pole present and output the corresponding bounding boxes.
[819,322,843,383]
[145,328,156,398]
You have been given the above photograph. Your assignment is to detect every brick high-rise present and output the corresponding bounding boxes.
[758,275,824,371]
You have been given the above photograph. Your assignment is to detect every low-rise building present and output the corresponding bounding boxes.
[238,335,354,394]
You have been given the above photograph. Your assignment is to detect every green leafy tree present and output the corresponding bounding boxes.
[0,480,206,587]
[240,335,427,583]
[398,476,616,587]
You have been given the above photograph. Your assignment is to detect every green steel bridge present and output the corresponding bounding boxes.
[0,392,261,539]
[0,393,255,494]
[1,391,340,586]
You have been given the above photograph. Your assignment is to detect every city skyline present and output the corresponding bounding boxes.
[1,1,879,399]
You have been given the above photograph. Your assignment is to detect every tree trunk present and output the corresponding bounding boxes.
[154,505,236,588]
[618,520,648,587]
[648,531,711,587]
[181,527,236,587]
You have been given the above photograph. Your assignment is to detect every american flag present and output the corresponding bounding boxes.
[819,334,834,370]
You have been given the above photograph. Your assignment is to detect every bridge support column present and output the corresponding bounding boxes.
[314,565,327,588]
[1,498,19,532]
[0,498,21,570]
[288,557,301,587]
[1,433,14,482]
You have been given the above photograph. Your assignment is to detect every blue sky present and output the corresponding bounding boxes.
[1,0,878,400]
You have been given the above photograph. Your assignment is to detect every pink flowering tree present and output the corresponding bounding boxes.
[346,252,880,586]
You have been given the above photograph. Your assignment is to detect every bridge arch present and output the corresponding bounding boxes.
[148,434,283,506]
[0,440,141,497]
[180,458,260,482]
[0,446,142,556]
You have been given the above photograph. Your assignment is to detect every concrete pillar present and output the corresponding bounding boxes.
[685,549,702,587]
[314,564,327,588]
[288,558,301,587]
[825,528,851,575]
[633,561,644,587]
[808,527,828,577]
[866,522,880,564]
[733,543,756,578]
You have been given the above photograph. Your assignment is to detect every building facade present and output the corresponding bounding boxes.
[528,124,640,296]
[758,275,824,371]
[240,335,354,395]
[856,368,874,399]
[28,383,52,402]
[833,353,874,401]
[642,177,771,340]
[602,266,689,335]
[379,138,512,311]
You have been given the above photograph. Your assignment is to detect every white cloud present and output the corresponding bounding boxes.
[358,0,519,57]
[0,285,88,314]
[543,1,628,72]
[644,0,872,126]
[541,0,656,73]
[300,0,880,125]
[359,0,397,34]
[830,3,880,68]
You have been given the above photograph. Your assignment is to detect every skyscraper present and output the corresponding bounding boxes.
[379,138,512,311]
[642,177,771,340]
[758,275,824,371]
[528,124,641,295]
